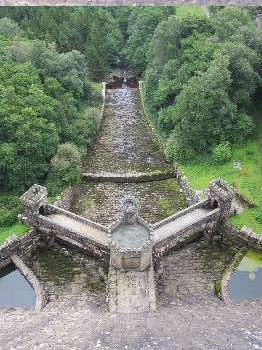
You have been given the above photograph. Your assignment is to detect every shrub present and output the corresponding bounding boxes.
[211,142,232,164]
[48,143,81,192]
[0,195,21,227]
[165,133,196,162]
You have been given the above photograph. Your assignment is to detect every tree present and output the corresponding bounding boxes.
[48,143,81,191]
[124,7,174,75]
[165,54,254,161]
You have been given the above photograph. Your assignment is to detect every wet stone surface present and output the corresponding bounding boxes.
[24,244,108,309]
[83,88,169,174]
[70,179,186,227]
[155,238,238,306]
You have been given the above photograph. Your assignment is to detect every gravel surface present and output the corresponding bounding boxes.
[0,295,262,350]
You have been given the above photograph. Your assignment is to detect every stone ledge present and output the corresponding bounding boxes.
[82,170,175,183]
[0,229,44,266]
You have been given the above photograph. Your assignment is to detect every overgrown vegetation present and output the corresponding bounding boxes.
[136,6,262,232]
[0,8,117,239]
[0,6,261,243]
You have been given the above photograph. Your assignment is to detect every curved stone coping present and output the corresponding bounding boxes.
[47,204,108,233]
[0,229,43,266]
[10,254,46,311]
[220,248,247,303]
[82,170,175,183]
[152,199,209,230]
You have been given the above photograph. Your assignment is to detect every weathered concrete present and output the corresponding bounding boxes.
[0,294,261,350]
[108,264,156,313]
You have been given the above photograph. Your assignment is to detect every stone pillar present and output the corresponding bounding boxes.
[207,179,234,235]
[19,184,48,225]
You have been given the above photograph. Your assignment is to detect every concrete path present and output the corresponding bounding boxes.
[108,265,156,313]
[48,214,108,246]
[153,208,210,243]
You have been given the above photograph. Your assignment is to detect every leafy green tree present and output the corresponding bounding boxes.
[48,143,81,192]
[212,6,255,41]
[0,17,22,37]
[124,7,174,75]
[165,54,254,161]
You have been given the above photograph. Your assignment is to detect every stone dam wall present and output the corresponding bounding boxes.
[223,223,262,252]
[0,229,45,270]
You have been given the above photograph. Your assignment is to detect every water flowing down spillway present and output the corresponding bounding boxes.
[76,86,186,225]
[83,87,168,174]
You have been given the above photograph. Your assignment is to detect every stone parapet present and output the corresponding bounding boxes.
[0,229,45,269]
[35,215,109,258]
[222,223,262,251]
[47,204,108,233]
[152,199,209,230]
[153,209,220,257]
[173,166,201,205]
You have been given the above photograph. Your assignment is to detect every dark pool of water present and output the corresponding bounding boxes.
[228,250,262,301]
[0,263,36,309]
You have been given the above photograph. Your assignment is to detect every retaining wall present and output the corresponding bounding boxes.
[0,229,45,269]
[222,223,262,251]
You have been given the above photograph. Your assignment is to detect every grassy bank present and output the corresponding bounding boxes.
[140,81,262,234]
[176,6,205,17]
[180,105,262,234]
[0,223,27,244]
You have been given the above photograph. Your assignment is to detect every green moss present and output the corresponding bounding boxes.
[83,197,94,209]
[158,198,175,217]
[0,223,27,244]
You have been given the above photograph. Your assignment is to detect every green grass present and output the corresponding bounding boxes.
[176,6,205,17]
[180,117,262,234]
[0,223,27,244]
[89,81,102,94]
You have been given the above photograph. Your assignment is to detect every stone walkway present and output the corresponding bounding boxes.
[153,208,210,242]
[108,265,156,313]
[0,297,261,349]
[48,214,108,245]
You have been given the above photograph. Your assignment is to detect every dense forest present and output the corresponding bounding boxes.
[0,6,261,232]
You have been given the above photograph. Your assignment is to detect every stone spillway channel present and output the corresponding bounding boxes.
[1,82,262,350]
[80,85,186,312]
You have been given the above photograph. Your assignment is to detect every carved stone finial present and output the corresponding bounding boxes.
[122,195,138,224]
